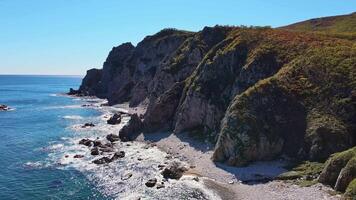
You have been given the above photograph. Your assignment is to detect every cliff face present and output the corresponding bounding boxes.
[74,23,355,168]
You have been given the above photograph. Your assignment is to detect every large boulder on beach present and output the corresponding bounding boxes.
[107,114,122,125]
[119,114,143,141]
[161,161,188,180]
[93,157,112,165]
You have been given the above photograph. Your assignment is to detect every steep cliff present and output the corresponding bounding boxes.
[73,15,355,169]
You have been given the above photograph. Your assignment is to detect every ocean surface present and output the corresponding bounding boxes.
[0,75,220,200]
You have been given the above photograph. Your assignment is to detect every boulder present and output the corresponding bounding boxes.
[0,104,10,111]
[161,161,187,180]
[82,123,95,128]
[91,147,100,156]
[93,157,112,165]
[74,154,84,158]
[79,139,92,147]
[93,140,102,147]
[67,88,78,95]
[106,134,119,143]
[111,151,125,160]
[107,114,122,125]
[145,178,157,187]
[119,114,143,142]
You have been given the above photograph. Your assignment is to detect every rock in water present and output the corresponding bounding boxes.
[119,114,143,142]
[67,88,78,95]
[74,154,84,158]
[111,151,125,161]
[106,134,120,142]
[161,161,187,180]
[0,104,10,111]
[79,139,92,147]
[93,157,112,165]
[107,113,122,125]
[91,147,100,156]
[82,122,95,128]
[145,178,157,187]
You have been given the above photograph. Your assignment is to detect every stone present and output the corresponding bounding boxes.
[111,151,125,160]
[161,161,188,180]
[121,173,133,181]
[106,134,120,143]
[145,178,157,187]
[74,154,84,158]
[79,139,92,147]
[91,147,100,156]
[82,123,95,128]
[0,104,10,111]
[93,157,112,165]
[119,114,143,142]
[107,114,122,125]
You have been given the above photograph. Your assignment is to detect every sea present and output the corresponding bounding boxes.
[0,75,220,200]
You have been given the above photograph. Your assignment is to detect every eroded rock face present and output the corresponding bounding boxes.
[74,26,356,167]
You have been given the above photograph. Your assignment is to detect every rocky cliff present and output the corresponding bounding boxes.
[73,17,355,171]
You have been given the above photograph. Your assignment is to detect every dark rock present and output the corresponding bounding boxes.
[145,178,157,187]
[106,134,120,143]
[111,151,125,160]
[82,123,95,128]
[91,147,100,156]
[74,154,84,158]
[93,157,112,164]
[0,104,10,111]
[100,147,114,153]
[161,161,187,180]
[79,139,92,147]
[93,140,102,147]
[67,88,78,95]
[107,114,122,125]
[119,114,143,142]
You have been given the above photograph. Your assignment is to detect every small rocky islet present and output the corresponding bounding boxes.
[69,13,356,199]
[0,104,11,111]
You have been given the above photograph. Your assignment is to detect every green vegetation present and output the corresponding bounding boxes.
[345,179,356,199]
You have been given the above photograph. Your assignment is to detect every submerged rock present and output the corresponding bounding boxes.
[145,178,157,187]
[107,113,122,125]
[161,161,188,180]
[74,154,84,158]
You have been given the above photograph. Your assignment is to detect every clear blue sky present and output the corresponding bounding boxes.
[0,0,355,75]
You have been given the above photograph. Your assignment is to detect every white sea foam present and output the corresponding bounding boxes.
[62,115,83,120]
[44,98,221,199]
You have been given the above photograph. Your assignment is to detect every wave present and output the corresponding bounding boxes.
[62,115,83,120]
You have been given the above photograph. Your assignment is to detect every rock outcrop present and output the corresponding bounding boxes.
[73,24,355,168]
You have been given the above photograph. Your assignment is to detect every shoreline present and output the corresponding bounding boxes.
[66,95,341,199]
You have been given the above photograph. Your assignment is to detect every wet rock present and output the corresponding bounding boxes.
[161,161,188,180]
[106,134,120,143]
[82,122,95,128]
[79,139,92,147]
[93,140,102,147]
[111,151,125,160]
[93,157,112,164]
[0,104,10,111]
[119,114,143,142]
[67,88,78,95]
[100,147,114,153]
[107,114,122,125]
[91,147,100,156]
[145,178,157,187]
[74,154,84,158]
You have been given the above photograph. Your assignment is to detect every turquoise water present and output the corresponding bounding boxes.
[0,75,105,200]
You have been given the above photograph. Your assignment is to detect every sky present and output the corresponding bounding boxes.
[0,0,355,75]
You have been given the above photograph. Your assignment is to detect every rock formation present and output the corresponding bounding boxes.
[73,17,355,169]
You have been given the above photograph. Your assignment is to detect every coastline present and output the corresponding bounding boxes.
[80,98,341,200]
